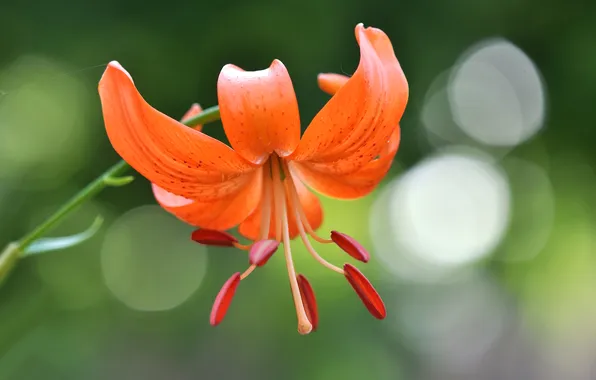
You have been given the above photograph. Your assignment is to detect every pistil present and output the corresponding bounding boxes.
[273,156,312,335]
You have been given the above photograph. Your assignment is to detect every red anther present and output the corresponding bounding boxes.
[343,263,386,319]
[248,240,280,266]
[331,231,370,263]
[297,274,319,331]
[210,272,241,326]
[191,229,238,247]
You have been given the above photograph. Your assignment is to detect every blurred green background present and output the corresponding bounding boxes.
[1,0,596,379]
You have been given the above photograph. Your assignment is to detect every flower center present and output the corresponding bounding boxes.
[195,154,385,334]
[256,155,346,334]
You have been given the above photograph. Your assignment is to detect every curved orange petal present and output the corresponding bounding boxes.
[317,73,349,95]
[290,126,400,199]
[290,24,407,175]
[238,177,323,240]
[152,168,262,230]
[99,61,258,201]
[149,104,261,230]
[217,59,301,165]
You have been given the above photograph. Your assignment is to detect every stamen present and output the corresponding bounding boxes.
[330,231,370,263]
[343,263,386,319]
[210,272,241,326]
[277,169,312,335]
[283,165,332,244]
[233,242,252,251]
[285,178,344,275]
[304,224,332,244]
[240,265,256,280]
[271,156,283,241]
[192,229,238,247]
[259,161,273,240]
[248,240,279,266]
[297,274,319,331]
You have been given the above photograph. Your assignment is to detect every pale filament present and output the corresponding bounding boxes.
[233,242,252,251]
[284,165,333,244]
[271,157,283,242]
[259,162,273,241]
[285,178,344,275]
[240,265,256,280]
[278,177,312,335]
[240,164,274,281]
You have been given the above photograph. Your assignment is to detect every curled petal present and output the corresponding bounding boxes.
[191,229,238,247]
[218,59,301,164]
[248,240,280,266]
[343,263,386,319]
[317,73,349,95]
[290,24,407,175]
[152,167,262,230]
[289,126,399,199]
[210,272,241,326]
[99,61,258,201]
[297,274,319,331]
[331,231,370,263]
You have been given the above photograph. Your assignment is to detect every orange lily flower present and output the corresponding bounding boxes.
[98,24,408,334]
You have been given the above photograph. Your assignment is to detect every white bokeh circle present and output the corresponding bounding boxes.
[371,150,511,282]
[449,39,546,147]
[390,275,509,373]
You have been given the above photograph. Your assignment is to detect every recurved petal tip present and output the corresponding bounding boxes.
[343,263,386,319]
[181,103,203,124]
[101,61,133,84]
[191,229,238,247]
[248,240,280,266]
[210,272,241,326]
[317,73,350,95]
[331,231,370,263]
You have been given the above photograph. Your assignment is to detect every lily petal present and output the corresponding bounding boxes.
[152,167,262,230]
[99,61,258,201]
[290,126,400,199]
[218,59,301,165]
[317,73,349,95]
[150,103,261,230]
[238,177,323,240]
[290,24,407,175]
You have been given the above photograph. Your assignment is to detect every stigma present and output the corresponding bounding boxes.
[191,155,386,334]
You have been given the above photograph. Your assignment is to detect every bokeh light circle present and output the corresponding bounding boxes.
[371,150,510,282]
[389,275,509,373]
[0,56,93,188]
[497,158,555,261]
[101,205,207,311]
[449,39,546,147]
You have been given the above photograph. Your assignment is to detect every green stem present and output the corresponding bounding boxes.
[17,160,129,249]
[16,104,220,252]
[182,105,220,126]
